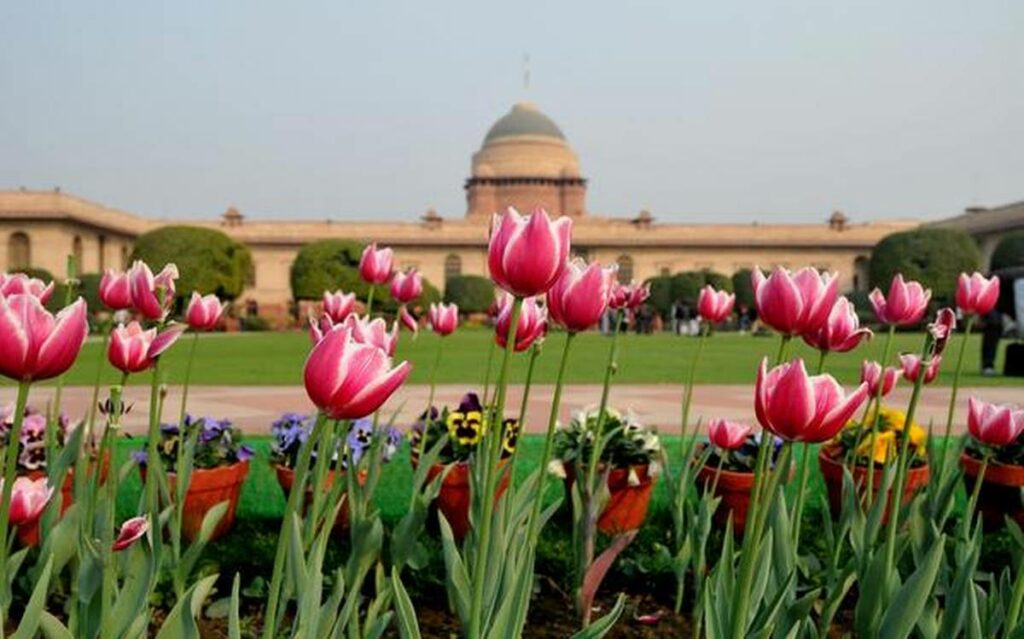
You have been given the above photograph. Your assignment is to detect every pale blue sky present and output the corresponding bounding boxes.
[0,1,1020,223]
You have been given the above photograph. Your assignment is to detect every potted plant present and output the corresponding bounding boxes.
[819,405,930,519]
[695,424,786,535]
[552,407,660,534]
[410,392,519,540]
[1,404,109,545]
[134,415,253,542]
[270,412,401,530]
[961,423,1024,530]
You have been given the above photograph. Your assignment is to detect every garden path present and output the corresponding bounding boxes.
[3,383,1021,437]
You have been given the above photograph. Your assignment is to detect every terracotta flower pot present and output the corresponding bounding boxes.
[818,445,929,522]
[425,461,510,541]
[563,463,656,535]
[960,452,1024,530]
[273,464,365,532]
[17,451,111,547]
[696,464,756,535]
[142,460,250,542]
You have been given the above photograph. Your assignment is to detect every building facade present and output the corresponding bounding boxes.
[1,101,964,322]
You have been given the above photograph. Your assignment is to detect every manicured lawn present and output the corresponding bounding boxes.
[54,329,1015,387]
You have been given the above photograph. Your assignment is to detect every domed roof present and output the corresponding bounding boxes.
[483,102,565,144]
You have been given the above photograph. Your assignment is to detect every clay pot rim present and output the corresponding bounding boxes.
[818,443,930,474]
[960,451,1024,486]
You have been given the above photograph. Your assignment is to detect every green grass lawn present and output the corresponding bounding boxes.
[52,329,1017,388]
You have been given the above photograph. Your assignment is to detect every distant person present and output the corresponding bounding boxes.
[737,303,752,333]
[674,301,689,336]
[980,308,1003,375]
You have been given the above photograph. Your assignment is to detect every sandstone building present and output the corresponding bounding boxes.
[5,101,1007,322]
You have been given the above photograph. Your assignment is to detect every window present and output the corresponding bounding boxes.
[444,254,462,282]
[8,232,30,270]
[616,255,634,284]
[98,235,106,270]
[121,245,129,268]
[72,236,84,271]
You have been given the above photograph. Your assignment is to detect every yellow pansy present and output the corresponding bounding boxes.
[856,430,896,464]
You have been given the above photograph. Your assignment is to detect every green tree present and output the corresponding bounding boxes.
[645,275,674,318]
[869,227,980,306]
[290,239,366,301]
[130,226,253,301]
[731,268,755,309]
[990,230,1024,271]
[443,275,495,314]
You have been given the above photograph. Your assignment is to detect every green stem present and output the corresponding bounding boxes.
[585,310,623,491]
[1006,548,1024,635]
[143,359,162,542]
[939,315,975,477]
[177,332,199,427]
[86,325,112,437]
[98,387,122,636]
[418,337,445,463]
[509,342,542,479]
[482,337,497,409]
[0,380,31,612]
[467,297,522,639]
[262,413,329,639]
[791,444,812,548]
[526,332,575,546]
[680,325,709,449]
[961,450,990,539]
[709,453,727,496]
[365,284,375,316]
[865,324,897,499]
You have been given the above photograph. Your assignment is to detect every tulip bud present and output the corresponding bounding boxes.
[359,244,394,285]
[99,269,133,310]
[610,281,650,311]
[0,296,88,382]
[129,261,179,321]
[546,258,617,332]
[0,272,54,304]
[488,207,572,297]
[956,272,1000,317]
[322,290,356,323]
[494,295,547,352]
[340,314,399,356]
[967,397,1024,448]
[4,477,53,527]
[399,305,419,334]
[707,418,753,450]
[112,515,150,551]
[928,308,957,356]
[752,266,838,336]
[185,292,224,331]
[803,296,872,353]
[755,357,868,443]
[697,286,735,325]
[860,360,901,397]
[869,274,931,326]
[108,322,186,374]
[428,303,459,336]
[390,268,423,304]
[899,353,942,385]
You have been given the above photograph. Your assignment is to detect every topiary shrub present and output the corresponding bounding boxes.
[869,227,980,306]
[290,239,366,301]
[645,275,673,318]
[991,230,1024,271]
[130,226,253,301]
[444,275,495,314]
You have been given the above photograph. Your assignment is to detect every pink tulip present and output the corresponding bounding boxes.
[0,295,88,382]
[967,397,1024,448]
[309,315,335,345]
[546,258,617,332]
[399,305,419,334]
[899,353,942,385]
[129,261,179,321]
[697,286,736,324]
[869,274,931,326]
[99,269,133,310]
[488,207,573,298]
[495,295,547,352]
[610,281,651,311]
[956,273,1000,316]
[752,266,838,336]
[342,315,399,356]
[359,244,394,286]
[108,321,186,374]
[4,477,53,527]
[390,268,423,304]
[185,292,224,331]
[755,357,869,443]
[428,303,459,336]
[708,418,753,450]
[803,297,872,353]
[112,515,150,551]
[860,361,901,397]
[0,273,54,304]
[304,326,412,420]
[322,290,356,323]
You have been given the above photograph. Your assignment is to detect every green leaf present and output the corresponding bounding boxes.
[155,573,220,639]
[438,513,471,623]
[570,593,626,639]
[391,567,421,639]
[12,556,54,639]
[228,573,242,639]
[37,611,73,639]
[878,535,946,639]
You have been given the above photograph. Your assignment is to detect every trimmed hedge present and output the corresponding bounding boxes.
[443,275,495,314]
[869,228,980,306]
[731,268,755,310]
[130,226,253,301]
[646,269,733,317]
[991,230,1024,272]
[290,239,365,301]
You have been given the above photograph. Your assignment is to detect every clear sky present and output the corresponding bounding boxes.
[0,1,1020,224]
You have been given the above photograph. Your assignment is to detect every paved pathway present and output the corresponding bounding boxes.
[3,383,1021,436]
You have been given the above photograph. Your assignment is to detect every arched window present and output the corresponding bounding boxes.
[72,236,84,271]
[444,254,462,282]
[616,255,634,285]
[8,232,30,270]
[98,235,107,271]
[853,256,870,292]
[121,245,129,269]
